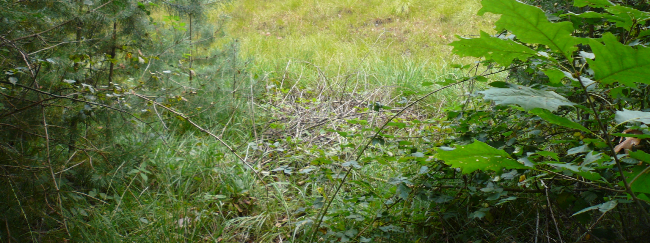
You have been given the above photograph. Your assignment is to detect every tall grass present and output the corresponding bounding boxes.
[219,0,496,91]
[4,1,499,242]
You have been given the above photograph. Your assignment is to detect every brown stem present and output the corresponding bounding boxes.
[108,21,117,86]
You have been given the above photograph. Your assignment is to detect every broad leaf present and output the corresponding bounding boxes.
[435,140,529,174]
[543,68,565,84]
[589,33,650,87]
[478,84,575,111]
[623,165,650,195]
[605,6,650,31]
[573,200,618,216]
[449,31,537,66]
[615,109,650,124]
[567,145,590,155]
[630,151,650,163]
[478,0,581,60]
[573,0,614,8]
[529,108,591,134]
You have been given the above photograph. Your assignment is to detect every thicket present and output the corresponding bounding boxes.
[0,0,256,241]
[2,0,650,242]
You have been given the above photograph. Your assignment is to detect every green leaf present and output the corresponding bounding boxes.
[605,6,650,31]
[435,140,529,174]
[572,200,617,216]
[342,160,361,169]
[478,84,575,112]
[576,170,602,181]
[615,109,650,124]
[543,69,565,84]
[567,145,590,155]
[386,122,407,129]
[396,183,411,200]
[611,133,650,139]
[478,0,581,60]
[630,151,650,163]
[529,108,591,134]
[536,151,559,161]
[589,33,650,87]
[573,0,614,8]
[449,31,537,66]
[623,165,650,194]
[475,76,489,82]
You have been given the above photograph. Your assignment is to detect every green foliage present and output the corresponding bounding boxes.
[0,0,248,241]
[589,33,650,86]
[478,84,576,111]
[436,140,529,174]
[478,0,582,60]
[438,0,650,240]
[529,108,591,134]
[450,31,537,66]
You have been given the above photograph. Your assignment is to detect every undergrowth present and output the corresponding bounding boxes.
[3,0,649,242]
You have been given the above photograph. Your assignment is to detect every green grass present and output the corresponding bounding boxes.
[219,0,496,90]
[4,1,498,242]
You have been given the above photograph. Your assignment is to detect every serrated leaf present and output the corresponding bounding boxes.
[543,69,565,84]
[605,6,650,31]
[529,108,591,133]
[584,151,605,166]
[615,109,650,124]
[435,140,529,174]
[589,33,650,87]
[478,0,581,60]
[449,31,537,66]
[478,84,575,112]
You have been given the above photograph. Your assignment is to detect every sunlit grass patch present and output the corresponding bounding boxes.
[219,0,496,91]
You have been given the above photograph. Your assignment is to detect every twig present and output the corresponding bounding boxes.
[535,209,539,243]
[542,180,563,243]
[42,104,70,236]
[152,104,169,130]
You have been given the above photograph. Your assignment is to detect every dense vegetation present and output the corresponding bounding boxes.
[1,0,649,242]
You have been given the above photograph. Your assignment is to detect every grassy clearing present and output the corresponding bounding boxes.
[4,1,498,242]
[220,0,496,91]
